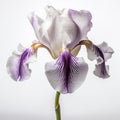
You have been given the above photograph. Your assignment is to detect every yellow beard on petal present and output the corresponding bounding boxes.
[31,43,56,59]
[71,45,81,56]
[70,40,93,56]
[52,43,81,59]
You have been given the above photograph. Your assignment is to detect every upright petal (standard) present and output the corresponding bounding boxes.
[67,9,92,49]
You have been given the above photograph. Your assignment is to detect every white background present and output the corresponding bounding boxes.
[0,0,119,120]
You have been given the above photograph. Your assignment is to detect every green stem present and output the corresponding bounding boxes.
[55,91,61,120]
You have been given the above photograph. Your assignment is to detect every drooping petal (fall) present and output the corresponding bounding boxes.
[97,42,114,61]
[7,44,36,81]
[86,42,114,61]
[86,42,114,78]
[45,50,88,94]
[67,9,92,49]
[94,63,109,78]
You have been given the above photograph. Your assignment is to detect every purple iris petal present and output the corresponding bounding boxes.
[86,43,114,78]
[94,63,109,78]
[45,50,88,94]
[18,49,32,80]
[7,45,35,81]
[97,42,114,61]
[67,9,92,49]
[93,45,109,78]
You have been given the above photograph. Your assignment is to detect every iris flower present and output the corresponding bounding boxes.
[6,6,114,120]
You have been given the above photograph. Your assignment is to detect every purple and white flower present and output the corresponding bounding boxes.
[7,6,114,94]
